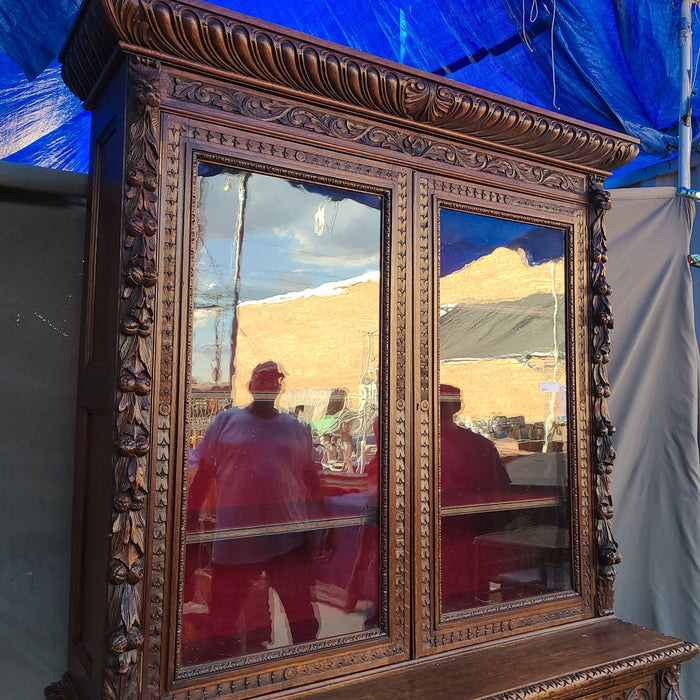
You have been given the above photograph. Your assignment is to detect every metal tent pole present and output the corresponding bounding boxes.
[679,0,694,191]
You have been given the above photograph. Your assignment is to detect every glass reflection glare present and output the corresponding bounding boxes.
[438,208,571,614]
[182,165,381,666]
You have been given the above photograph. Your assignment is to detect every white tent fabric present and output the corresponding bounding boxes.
[607,187,700,698]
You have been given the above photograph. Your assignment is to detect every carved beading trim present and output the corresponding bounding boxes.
[143,119,181,697]
[61,0,638,172]
[416,177,433,650]
[391,170,409,649]
[103,55,161,700]
[572,206,592,603]
[168,76,586,196]
[589,176,620,616]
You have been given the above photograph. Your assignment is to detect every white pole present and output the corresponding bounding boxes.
[679,0,693,190]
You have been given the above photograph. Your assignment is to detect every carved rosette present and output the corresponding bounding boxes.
[589,176,620,616]
[103,55,160,699]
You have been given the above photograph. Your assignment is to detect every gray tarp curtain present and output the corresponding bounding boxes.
[607,188,700,698]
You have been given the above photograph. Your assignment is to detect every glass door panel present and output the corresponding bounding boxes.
[438,208,571,615]
[181,164,382,667]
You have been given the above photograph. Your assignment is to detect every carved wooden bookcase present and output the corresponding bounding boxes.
[49,1,697,699]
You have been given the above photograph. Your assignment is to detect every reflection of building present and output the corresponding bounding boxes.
[228,273,380,409]
[190,248,565,439]
[188,390,232,447]
[190,273,380,471]
[440,247,566,428]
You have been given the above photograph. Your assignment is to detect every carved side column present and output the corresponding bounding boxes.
[103,55,161,700]
[589,175,621,616]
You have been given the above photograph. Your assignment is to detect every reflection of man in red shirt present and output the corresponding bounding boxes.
[186,361,328,660]
[440,384,510,506]
[439,384,511,610]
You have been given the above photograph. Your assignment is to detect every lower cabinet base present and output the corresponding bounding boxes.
[46,619,697,700]
[288,619,697,700]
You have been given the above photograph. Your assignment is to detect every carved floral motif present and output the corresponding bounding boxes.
[103,55,160,700]
[589,176,620,616]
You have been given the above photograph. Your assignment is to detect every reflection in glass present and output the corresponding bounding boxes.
[438,208,571,614]
[182,165,381,666]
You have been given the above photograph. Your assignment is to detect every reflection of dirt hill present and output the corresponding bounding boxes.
[439,248,566,424]
[230,278,379,409]
[193,248,566,424]
[440,247,564,305]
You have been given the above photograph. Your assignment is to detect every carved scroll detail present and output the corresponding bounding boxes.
[589,175,620,616]
[103,55,160,700]
[44,674,79,700]
[170,77,585,195]
[597,680,654,699]
[60,0,638,171]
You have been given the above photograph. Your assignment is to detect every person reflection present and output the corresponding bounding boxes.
[440,384,511,608]
[187,361,331,659]
[440,384,510,505]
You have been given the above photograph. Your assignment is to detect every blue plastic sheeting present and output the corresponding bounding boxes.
[1,0,700,175]
[0,0,81,80]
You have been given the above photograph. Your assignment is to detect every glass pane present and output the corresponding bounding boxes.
[182,165,382,667]
[438,208,571,614]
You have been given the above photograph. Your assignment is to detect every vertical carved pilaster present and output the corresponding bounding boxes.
[589,175,620,616]
[103,55,161,700]
[660,664,683,700]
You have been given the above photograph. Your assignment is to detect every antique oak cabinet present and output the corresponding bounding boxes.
[49,1,697,699]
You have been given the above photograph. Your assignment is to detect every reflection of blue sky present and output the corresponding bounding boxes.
[440,208,565,276]
[192,167,381,384]
[196,169,381,303]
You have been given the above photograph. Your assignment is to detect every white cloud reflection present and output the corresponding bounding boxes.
[198,170,381,300]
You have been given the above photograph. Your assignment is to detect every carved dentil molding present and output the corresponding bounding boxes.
[61,0,638,173]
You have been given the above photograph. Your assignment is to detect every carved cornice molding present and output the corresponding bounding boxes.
[169,76,587,194]
[61,0,638,172]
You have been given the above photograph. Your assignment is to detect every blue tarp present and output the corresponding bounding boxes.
[1,0,699,175]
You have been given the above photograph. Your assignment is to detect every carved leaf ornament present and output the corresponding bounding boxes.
[589,176,621,616]
[104,56,160,700]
